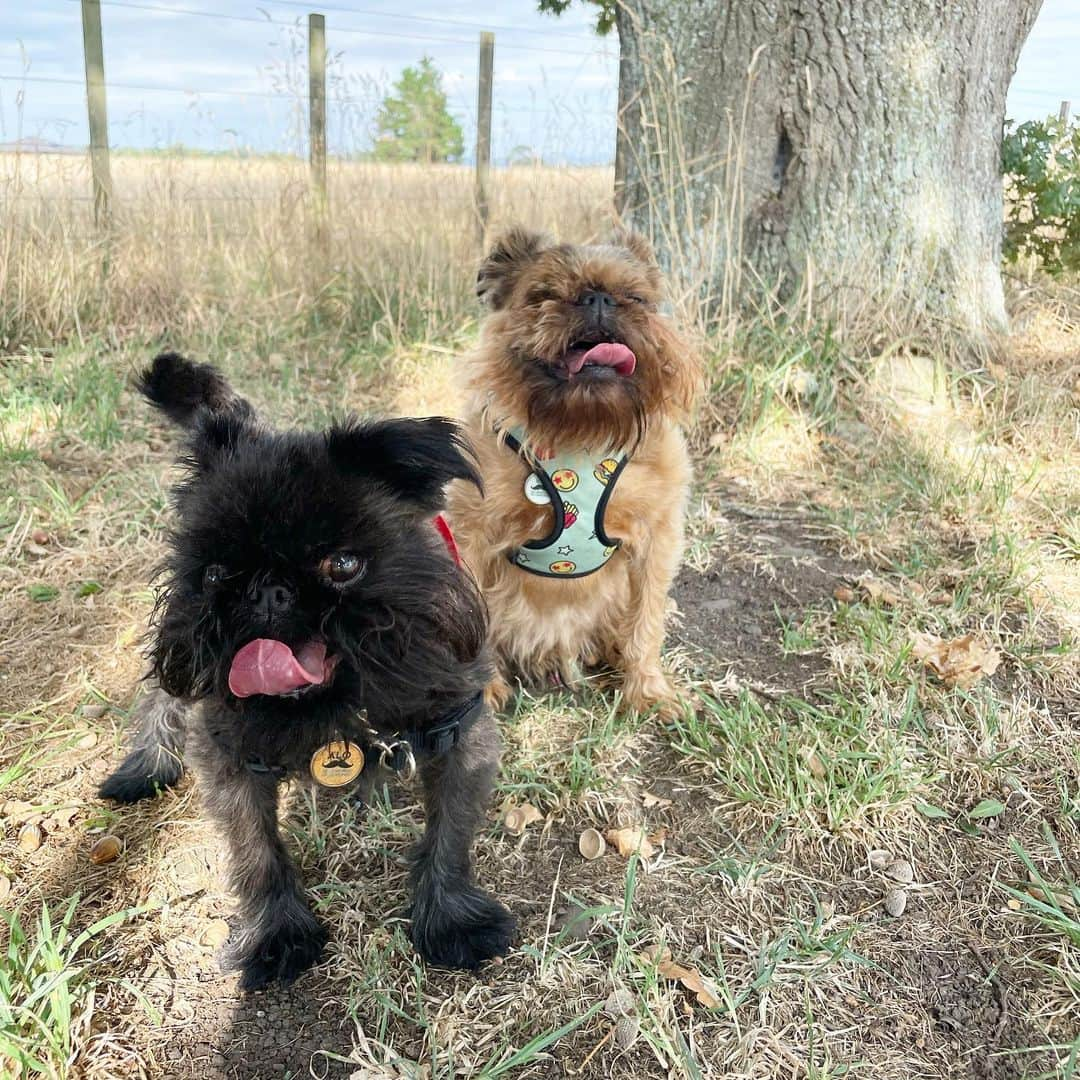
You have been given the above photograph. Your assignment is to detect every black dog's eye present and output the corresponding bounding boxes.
[203,564,227,588]
[319,552,366,587]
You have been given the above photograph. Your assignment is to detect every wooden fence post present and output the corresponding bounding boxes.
[475,31,494,247]
[80,0,112,229]
[1059,100,1071,126]
[308,12,328,251]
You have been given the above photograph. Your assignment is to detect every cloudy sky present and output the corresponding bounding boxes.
[0,0,1076,164]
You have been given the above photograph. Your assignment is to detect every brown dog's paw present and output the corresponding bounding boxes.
[484,674,513,712]
[621,672,684,719]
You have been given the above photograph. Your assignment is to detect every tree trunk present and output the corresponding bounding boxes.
[616,0,1043,344]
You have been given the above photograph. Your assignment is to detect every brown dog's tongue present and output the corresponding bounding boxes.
[565,342,637,377]
[228,639,329,698]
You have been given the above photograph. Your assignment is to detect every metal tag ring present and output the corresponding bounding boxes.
[378,740,417,782]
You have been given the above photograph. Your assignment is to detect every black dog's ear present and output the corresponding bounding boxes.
[477,227,548,309]
[187,409,259,470]
[138,351,250,428]
[327,416,482,511]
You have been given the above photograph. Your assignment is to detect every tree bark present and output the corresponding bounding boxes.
[616,0,1043,343]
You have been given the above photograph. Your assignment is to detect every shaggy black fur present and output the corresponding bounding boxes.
[100,351,514,990]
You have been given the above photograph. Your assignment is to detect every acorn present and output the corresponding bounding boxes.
[578,828,606,860]
[18,823,43,853]
[885,858,914,884]
[89,835,122,865]
[883,888,908,917]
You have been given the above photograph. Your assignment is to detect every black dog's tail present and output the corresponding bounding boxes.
[138,351,247,428]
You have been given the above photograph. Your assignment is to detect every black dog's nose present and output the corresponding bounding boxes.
[578,289,616,313]
[251,583,295,618]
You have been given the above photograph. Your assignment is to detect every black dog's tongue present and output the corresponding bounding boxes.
[228,639,333,697]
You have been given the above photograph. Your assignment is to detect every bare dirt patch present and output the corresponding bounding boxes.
[673,505,863,692]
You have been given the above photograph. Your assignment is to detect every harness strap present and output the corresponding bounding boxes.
[500,427,630,579]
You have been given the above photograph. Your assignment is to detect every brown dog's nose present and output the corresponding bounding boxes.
[578,289,616,313]
[578,289,617,333]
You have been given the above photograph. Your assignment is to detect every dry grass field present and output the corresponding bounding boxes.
[1,152,1079,1080]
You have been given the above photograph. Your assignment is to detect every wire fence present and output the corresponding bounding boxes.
[0,0,619,167]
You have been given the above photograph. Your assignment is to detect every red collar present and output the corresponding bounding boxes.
[433,513,462,566]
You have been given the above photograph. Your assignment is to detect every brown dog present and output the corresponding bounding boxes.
[447,228,700,714]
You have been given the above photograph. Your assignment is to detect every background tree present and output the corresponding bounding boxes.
[541,0,1043,345]
[373,57,464,164]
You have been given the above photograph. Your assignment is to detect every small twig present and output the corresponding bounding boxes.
[570,1025,614,1075]
[965,940,1010,1040]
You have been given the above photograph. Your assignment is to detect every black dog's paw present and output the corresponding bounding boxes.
[410,889,516,970]
[98,750,183,803]
[223,913,329,991]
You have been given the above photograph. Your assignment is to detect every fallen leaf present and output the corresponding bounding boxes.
[911,632,1001,689]
[604,827,655,860]
[647,826,668,848]
[641,946,720,1008]
[49,806,80,830]
[857,573,902,607]
[502,803,543,837]
[832,585,856,604]
[641,791,673,810]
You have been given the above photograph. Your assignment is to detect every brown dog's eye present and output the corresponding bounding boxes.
[203,564,227,588]
[627,295,646,305]
[320,552,366,587]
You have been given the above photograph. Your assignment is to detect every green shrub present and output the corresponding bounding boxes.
[1002,115,1080,274]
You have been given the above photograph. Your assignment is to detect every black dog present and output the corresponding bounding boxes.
[100,352,514,990]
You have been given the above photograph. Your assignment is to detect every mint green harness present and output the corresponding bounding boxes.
[503,428,629,579]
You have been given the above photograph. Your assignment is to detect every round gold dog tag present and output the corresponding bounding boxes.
[310,740,364,787]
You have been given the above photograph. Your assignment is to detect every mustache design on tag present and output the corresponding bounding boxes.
[309,740,364,787]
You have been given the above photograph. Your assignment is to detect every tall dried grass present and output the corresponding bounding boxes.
[0,152,613,351]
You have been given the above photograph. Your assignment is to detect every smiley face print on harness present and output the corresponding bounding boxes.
[503,427,628,578]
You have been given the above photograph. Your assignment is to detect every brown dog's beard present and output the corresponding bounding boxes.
[506,357,649,452]
[475,324,692,453]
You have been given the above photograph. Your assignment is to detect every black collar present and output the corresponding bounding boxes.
[402,690,485,758]
[244,691,485,780]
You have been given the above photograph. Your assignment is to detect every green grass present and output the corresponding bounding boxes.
[0,897,146,1078]
[667,690,929,832]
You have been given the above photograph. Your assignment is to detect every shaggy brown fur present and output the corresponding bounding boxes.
[448,228,701,714]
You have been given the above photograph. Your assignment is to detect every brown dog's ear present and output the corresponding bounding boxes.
[615,229,658,268]
[477,227,548,309]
